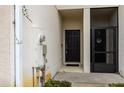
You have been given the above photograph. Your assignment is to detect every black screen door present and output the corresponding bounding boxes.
[65,30,80,63]
[91,28,118,73]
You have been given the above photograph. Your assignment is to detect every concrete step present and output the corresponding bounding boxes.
[54,72,124,87]
[72,82,108,87]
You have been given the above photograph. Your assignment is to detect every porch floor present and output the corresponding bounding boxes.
[54,72,124,87]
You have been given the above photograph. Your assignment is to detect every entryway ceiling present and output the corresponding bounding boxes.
[91,8,117,16]
[59,9,83,18]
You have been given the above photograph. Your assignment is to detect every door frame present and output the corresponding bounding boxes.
[90,7,119,73]
[63,29,82,65]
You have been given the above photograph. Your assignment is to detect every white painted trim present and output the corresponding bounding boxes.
[63,29,82,65]
[56,5,119,10]
[15,5,23,87]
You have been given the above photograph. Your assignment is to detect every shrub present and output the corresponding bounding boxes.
[45,79,71,87]
[109,83,124,87]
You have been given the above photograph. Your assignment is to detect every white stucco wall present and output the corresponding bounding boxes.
[119,5,124,77]
[0,6,13,87]
[21,5,62,86]
[62,16,83,30]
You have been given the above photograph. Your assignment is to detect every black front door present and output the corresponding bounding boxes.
[91,28,118,73]
[65,30,80,63]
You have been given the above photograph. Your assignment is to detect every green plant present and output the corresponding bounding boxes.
[45,79,71,87]
[109,83,124,87]
[60,81,72,87]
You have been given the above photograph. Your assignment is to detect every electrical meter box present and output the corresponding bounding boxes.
[43,45,47,56]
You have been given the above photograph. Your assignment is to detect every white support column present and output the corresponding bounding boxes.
[119,6,124,77]
[83,8,90,73]
[15,5,23,86]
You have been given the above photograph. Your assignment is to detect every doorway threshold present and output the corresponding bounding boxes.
[59,65,83,73]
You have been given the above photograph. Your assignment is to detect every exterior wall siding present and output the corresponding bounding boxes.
[0,6,13,87]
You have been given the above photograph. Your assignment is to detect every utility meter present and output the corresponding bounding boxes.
[43,44,47,56]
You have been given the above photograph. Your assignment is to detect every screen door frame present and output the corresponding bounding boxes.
[63,29,81,65]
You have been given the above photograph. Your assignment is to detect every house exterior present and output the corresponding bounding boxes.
[1,5,124,87]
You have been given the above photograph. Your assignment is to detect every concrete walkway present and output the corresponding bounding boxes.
[54,72,124,87]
